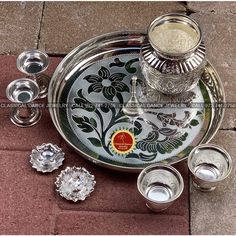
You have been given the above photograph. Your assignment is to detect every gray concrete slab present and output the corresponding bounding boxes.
[0,2,43,54]
[191,12,236,130]
[191,13,236,69]
[188,1,236,13]
[190,130,236,234]
[39,2,185,54]
[190,10,236,233]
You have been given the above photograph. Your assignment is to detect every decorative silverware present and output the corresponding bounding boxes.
[141,13,206,95]
[123,75,144,117]
[137,164,184,212]
[17,50,50,98]
[141,81,196,105]
[6,78,42,127]
[48,31,225,172]
[30,143,65,173]
[55,166,96,202]
[188,144,232,191]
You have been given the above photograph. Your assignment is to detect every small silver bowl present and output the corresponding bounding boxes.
[6,78,42,127]
[137,164,184,212]
[30,143,65,173]
[55,166,96,202]
[188,144,232,191]
[17,50,50,99]
[17,50,49,75]
[6,78,39,103]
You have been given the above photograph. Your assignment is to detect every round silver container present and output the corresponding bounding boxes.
[137,164,184,211]
[141,13,206,95]
[188,144,232,191]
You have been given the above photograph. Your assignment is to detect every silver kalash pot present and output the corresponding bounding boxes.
[141,13,206,95]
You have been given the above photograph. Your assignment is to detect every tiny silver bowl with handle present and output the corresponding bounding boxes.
[188,144,232,191]
[137,164,184,212]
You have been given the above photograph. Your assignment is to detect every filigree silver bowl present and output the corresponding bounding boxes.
[30,143,65,173]
[55,166,96,202]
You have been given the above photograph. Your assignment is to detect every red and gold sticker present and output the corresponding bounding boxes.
[111,130,135,154]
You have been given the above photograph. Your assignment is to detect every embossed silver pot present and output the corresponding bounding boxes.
[141,13,206,95]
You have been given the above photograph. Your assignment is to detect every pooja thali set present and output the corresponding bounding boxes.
[6,13,232,211]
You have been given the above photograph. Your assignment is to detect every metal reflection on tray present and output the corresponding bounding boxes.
[48,31,225,172]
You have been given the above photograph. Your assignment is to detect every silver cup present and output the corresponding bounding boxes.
[137,164,184,212]
[17,50,50,98]
[6,78,42,127]
[188,144,232,191]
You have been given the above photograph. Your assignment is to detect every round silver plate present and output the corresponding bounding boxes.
[48,31,225,172]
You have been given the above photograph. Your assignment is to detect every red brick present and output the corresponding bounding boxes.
[0,150,59,234]
[56,141,189,216]
[55,211,189,235]
[0,99,61,151]
[0,54,190,235]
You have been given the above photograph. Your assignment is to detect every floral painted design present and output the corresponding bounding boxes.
[71,57,203,163]
[84,66,129,101]
[137,130,188,154]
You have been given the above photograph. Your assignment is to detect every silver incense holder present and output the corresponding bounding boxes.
[17,50,50,98]
[6,78,42,127]
[141,13,206,95]
[137,164,184,212]
[188,144,232,191]
[30,143,65,173]
[55,166,96,202]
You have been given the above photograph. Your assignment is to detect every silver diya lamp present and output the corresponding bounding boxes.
[30,143,65,173]
[141,13,206,96]
[17,50,50,99]
[55,166,96,202]
[6,78,42,127]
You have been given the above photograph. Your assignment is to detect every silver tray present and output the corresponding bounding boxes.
[48,31,225,172]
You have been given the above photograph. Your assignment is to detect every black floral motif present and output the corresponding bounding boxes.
[125,153,156,162]
[71,56,200,161]
[109,58,125,68]
[84,66,129,101]
[136,131,188,154]
[72,89,95,111]
[157,111,190,128]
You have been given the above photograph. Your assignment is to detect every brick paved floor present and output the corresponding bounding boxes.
[0,55,189,235]
[0,1,236,234]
